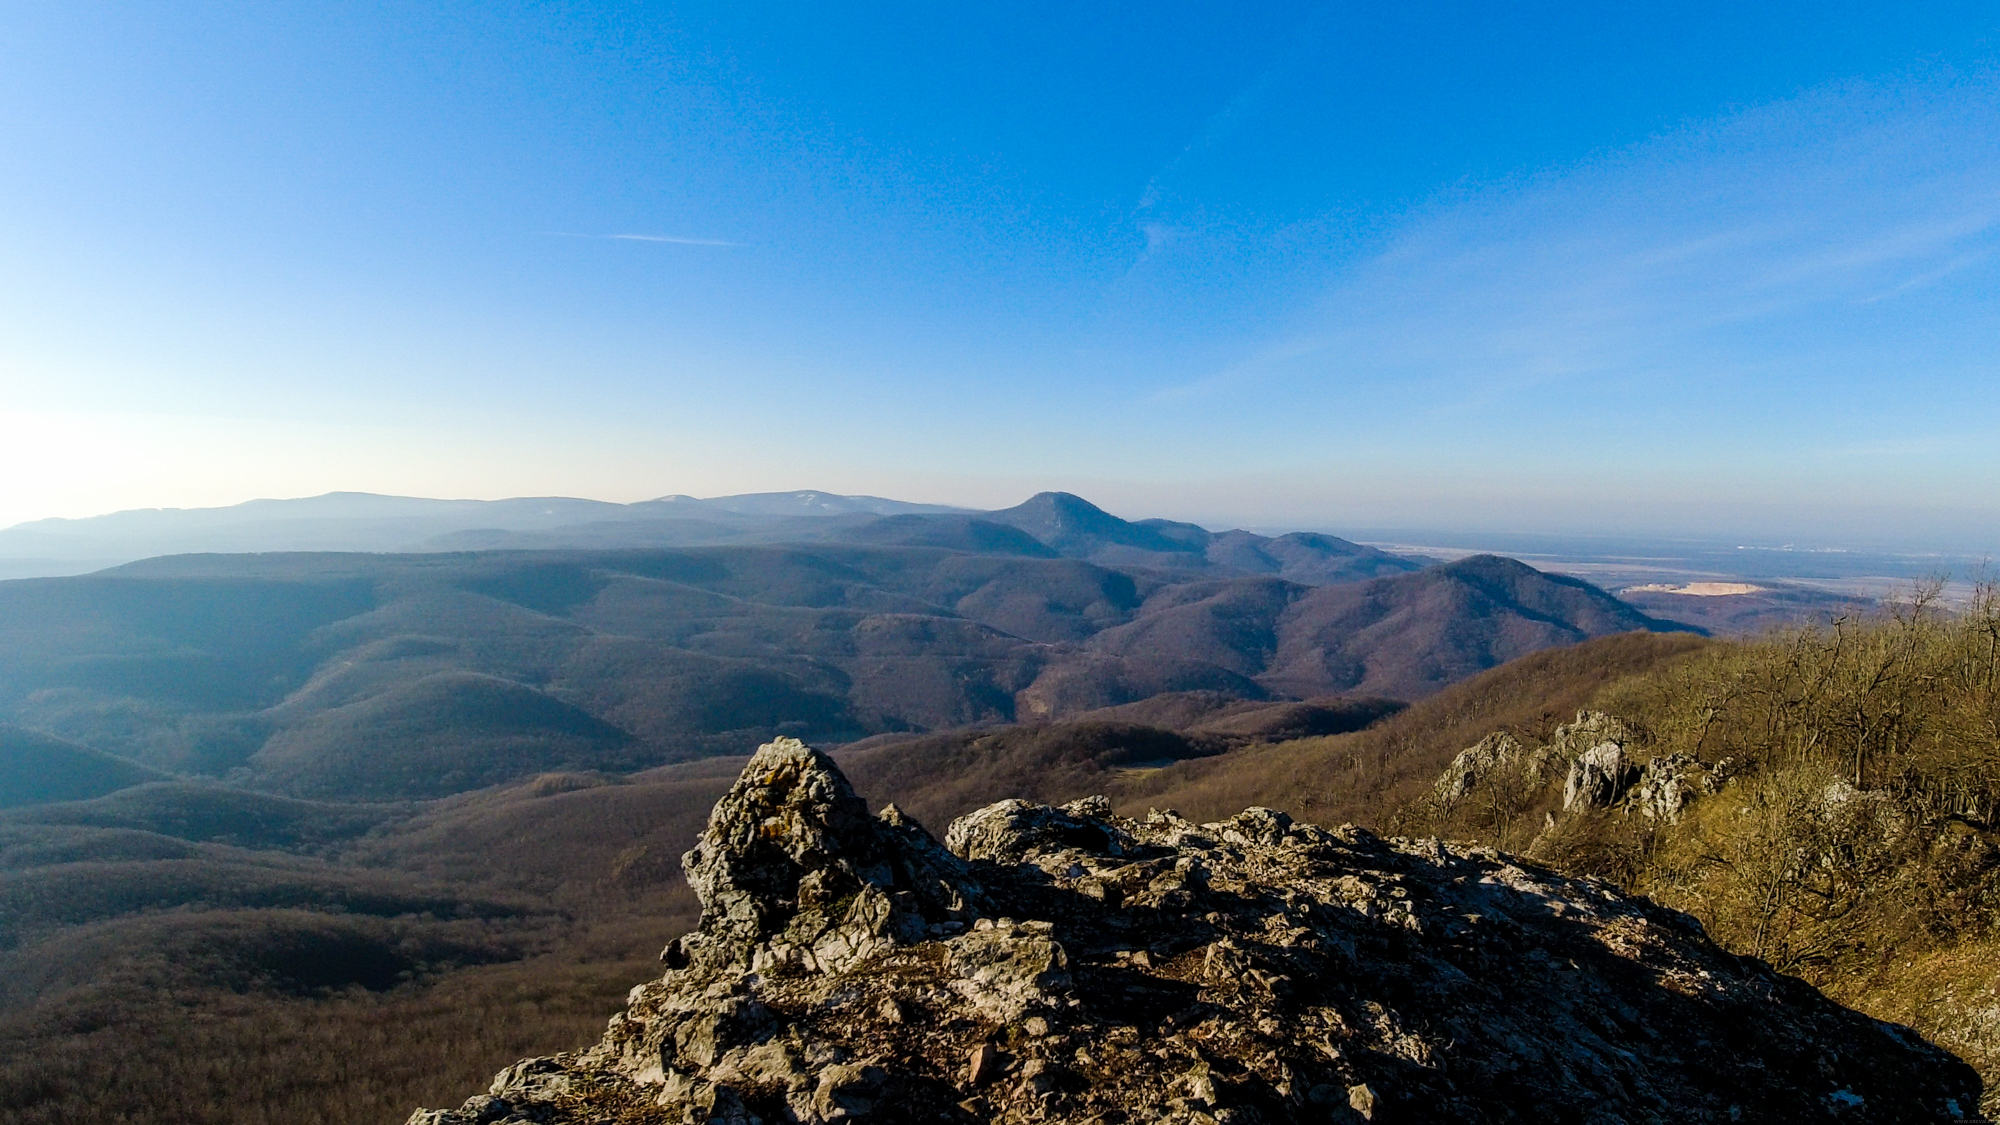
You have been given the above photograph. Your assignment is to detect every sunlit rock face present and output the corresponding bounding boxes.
[408,737,1980,1125]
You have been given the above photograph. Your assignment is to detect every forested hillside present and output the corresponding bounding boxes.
[0,545,1679,800]
[8,610,1999,1120]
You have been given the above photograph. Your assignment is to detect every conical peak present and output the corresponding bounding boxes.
[997,491,1122,532]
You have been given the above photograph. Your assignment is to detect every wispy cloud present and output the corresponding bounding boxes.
[546,232,739,246]
[1159,75,2000,417]
[609,233,738,246]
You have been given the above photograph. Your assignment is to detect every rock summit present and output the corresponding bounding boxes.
[409,737,1980,1124]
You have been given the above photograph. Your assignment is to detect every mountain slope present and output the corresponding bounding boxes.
[1086,555,1689,701]
[832,515,1059,557]
[985,491,1210,558]
[251,672,642,800]
[1263,554,1680,699]
[982,491,1426,582]
[0,725,168,808]
[1203,528,1422,584]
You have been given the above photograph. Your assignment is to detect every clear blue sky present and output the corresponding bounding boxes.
[3,2,1997,546]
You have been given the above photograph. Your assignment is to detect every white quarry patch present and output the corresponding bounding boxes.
[1622,582,1765,596]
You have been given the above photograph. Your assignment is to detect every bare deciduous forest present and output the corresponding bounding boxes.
[7,602,2000,1119]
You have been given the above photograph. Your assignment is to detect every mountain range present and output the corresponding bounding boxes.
[0,490,957,577]
[0,489,1424,581]
[0,492,1689,803]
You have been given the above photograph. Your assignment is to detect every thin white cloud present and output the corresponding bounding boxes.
[611,233,739,246]
[545,232,739,246]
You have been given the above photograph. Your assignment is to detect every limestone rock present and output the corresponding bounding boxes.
[1548,710,1635,758]
[664,737,984,978]
[1631,752,1701,823]
[409,737,1982,1125]
[1563,740,1637,810]
[1436,711,1710,823]
[1432,732,1524,807]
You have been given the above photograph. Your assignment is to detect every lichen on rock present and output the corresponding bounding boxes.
[407,736,1982,1125]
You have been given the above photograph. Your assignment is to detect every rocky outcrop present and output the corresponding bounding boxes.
[1629,753,1702,823]
[1563,741,1637,811]
[409,737,1982,1125]
[1435,712,1713,825]
[1432,732,1527,807]
[664,738,984,980]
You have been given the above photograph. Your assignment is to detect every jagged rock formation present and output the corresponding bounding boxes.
[409,737,1981,1124]
[1432,731,1534,807]
[1434,712,1713,826]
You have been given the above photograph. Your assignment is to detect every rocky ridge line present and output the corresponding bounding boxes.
[409,737,1981,1124]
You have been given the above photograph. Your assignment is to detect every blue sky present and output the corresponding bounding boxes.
[3,2,1997,546]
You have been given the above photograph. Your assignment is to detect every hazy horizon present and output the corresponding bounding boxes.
[5,4,1998,549]
[4,486,1996,559]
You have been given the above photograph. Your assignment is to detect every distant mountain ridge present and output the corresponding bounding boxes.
[0,490,970,575]
[648,491,971,517]
[0,489,1425,586]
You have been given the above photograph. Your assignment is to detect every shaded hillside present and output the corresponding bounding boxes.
[830,514,1058,557]
[1203,528,1424,584]
[985,490,1211,559]
[0,726,166,808]
[1,782,395,851]
[1063,690,1406,741]
[1074,554,1691,703]
[1265,553,1685,698]
[252,673,643,800]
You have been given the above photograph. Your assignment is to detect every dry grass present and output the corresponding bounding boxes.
[1101,631,1710,825]
[1372,587,2000,1109]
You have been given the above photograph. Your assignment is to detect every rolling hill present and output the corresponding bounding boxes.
[0,491,967,577]
[0,538,1689,802]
